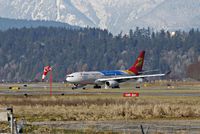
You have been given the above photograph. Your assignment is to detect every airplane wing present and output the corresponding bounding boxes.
[96,71,170,82]
[139,69,159,74]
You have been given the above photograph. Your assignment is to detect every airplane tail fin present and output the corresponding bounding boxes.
[128,51,145,75]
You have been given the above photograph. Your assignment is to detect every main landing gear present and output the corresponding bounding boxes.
[72,84,86,90]
[93,85,101,89]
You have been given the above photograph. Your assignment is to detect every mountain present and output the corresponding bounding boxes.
[0,17,78,30]
[0,0,200,34]
[132,0,200,31]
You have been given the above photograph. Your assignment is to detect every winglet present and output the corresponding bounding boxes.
[165,70,171,75]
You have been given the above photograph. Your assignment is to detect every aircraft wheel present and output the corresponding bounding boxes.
[94,85,101,89]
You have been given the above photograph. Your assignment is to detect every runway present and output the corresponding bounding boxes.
[29,120,200,133]
[0,90,200,97]
[1,83,200,97]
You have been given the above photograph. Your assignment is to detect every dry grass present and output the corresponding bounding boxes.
[0,122,10,133]
[0,95,200,122]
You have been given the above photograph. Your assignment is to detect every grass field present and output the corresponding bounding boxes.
[0,81,200,133]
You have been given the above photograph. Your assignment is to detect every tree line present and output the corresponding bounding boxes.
[0,27,199,82]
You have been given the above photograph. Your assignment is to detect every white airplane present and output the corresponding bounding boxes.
[66,51,168,89]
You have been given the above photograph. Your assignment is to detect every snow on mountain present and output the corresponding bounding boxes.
[0,0,199,34]
[131,0,200,31]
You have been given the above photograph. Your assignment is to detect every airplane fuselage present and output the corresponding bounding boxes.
[66,70,134,85]
[65,51,157,89]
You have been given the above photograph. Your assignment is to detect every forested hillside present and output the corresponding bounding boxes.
[0,17,78,31]
[0,27,199,82]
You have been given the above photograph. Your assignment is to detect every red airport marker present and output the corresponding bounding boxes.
[123,92,139,97]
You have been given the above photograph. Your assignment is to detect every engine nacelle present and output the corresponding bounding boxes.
[137,78,143,83]
[136,78,148,83]
[105,81,119,89]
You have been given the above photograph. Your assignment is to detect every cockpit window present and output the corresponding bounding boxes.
[67,75,74,77]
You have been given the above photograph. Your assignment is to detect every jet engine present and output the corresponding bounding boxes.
[137,78,143,83]
[105,80,119,88]
[137,78,148,83]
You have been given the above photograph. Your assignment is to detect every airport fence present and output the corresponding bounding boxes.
[0,107,24,134]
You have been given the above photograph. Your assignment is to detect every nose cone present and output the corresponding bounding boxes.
[66,76,70,82]
[66,77,72,82]
[66,74,74,83]
[66,73,81,83]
